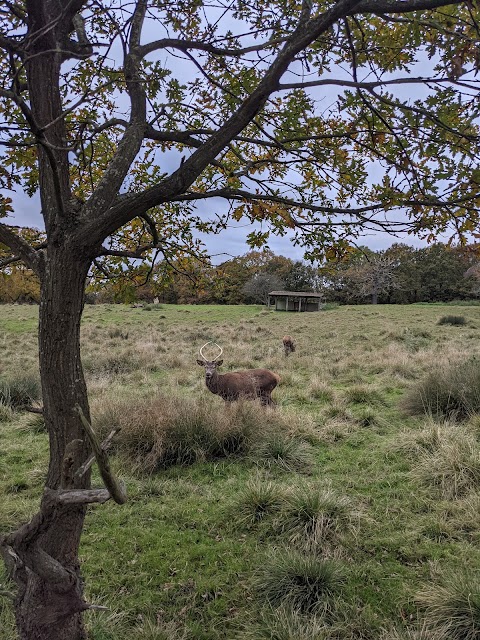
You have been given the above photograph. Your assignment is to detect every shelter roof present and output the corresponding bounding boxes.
[268,291,323,297]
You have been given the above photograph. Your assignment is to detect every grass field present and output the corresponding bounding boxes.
[1,302,480,639]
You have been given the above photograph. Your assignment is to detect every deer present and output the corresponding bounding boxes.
[197,342,280,406]
[282,335,296,356]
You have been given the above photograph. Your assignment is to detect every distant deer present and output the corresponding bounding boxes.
[197,342,280,406]
[282,335,296,356]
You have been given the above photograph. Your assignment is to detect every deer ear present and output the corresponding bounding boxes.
[216,359,223,366]
[196,359,205,366]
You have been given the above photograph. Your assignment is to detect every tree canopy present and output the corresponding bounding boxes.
[1,0,480,269]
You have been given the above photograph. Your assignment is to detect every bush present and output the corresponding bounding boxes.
[437,315,467,326]
[254,549,344,612]
[403,357,480,420]
[415,570,480,640]
[0,373,41,409]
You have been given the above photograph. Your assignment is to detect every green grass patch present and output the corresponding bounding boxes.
[0,303,479,639]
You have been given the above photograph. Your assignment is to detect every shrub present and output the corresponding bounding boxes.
[437,315,467,326]
[415,570,480,640]
[255,549,344,612]
[0,373,41,409]
[403,357,480,420]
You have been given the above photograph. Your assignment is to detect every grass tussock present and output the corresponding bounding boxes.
[391,418,456,457]
[437,315,467,326]
[92,393,305,472]
[0,400,13,423]
[235,477,284,524]
[403,357,480,420]
[240,605,330,639]
[253,434,315,473]
[379,623,433,640]
[415,570,480,640]
[344,384,383,406]
[0,373,41,409]
[254,549,344,613]
[411,428,480,498]
[278,485,357,547]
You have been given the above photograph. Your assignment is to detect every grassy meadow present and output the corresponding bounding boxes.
[1,302,480,639]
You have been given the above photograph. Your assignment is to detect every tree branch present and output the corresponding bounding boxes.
[80,0,365,243]
[354,0,464,14]
[0,224,43,274]
[74,405,127,505]
[81,0,148,220]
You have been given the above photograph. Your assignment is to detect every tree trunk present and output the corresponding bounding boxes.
[13,248,92,640]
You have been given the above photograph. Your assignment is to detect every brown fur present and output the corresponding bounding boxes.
[197,359,280,405]
[282,335,296,356]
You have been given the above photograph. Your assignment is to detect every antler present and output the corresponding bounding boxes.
[199,342,223,361]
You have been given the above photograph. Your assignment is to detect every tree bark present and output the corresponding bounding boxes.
[12,247,92,640]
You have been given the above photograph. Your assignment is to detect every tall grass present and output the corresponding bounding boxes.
[0,373,41,409]
[403,357,480,420]
[415,570,480,640]
[92,393,308,472]
[254,549,344,613]
[278,485,356,547]
[411,427,480,498]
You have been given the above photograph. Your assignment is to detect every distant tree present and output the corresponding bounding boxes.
[0,265,40,303]
[242,273,286,305]
[322,246,375,303]
[383,244,422,303]
[345,254,399,304]
[416,244,475,302]
[283,261,322,292]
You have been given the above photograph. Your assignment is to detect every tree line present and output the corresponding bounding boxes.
[2,243,478,306]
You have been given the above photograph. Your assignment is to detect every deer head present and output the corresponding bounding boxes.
[197,342,223,380]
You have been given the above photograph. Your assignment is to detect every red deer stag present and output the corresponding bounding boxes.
[197,342,280,406]
[282,335,296,356]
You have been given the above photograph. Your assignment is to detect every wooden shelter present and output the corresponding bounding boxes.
[268,291,324,312]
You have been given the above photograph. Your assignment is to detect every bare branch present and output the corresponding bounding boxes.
[277,76,478,92]
[137,36,287,60]
[74,428,121,480]
[48,488,112,506]
[81,0,148,219]
[74,404,127,505]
